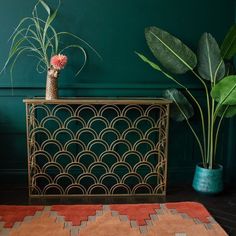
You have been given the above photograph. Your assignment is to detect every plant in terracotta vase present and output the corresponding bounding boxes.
[136,25,236,194]
[1,0,100,100]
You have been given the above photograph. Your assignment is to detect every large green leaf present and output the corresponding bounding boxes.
[221,24,236,60]
[145,27,197,74]
[211,75,236,105]
[197,33,225,82]
[163,89,194,122]
[217,104,236,118]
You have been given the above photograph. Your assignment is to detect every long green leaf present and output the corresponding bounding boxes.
[197,33,225,82]
[9,38,26,58]
[35,57,47,73]
[46,26,58,54]
[44,9,57,32]
[18,32,44,58]
[39,0,50,15]
[58,32,102,60]
[136,52,199,91]
[9,27,29,52]
[135,52,162,71]
[1,43,28,73]
[60,45,87,76]
[9,26,42,57]
[217,104,236,118]
[211,75,236,105]
[31,17,43,43]
[28,17,58,54]
[9,17,34,41]
[163,89,194,121]
[145,26,197,74]
[42,1,60,44]
[221,24,236,60]
[9,47,32,90]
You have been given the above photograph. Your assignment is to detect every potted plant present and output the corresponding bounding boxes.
[1,0,101,100]
[136,25,236,194]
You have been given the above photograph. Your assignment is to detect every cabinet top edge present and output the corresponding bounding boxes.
[23,97,172,105]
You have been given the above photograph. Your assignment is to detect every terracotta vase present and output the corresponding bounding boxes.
[45,67,59,100]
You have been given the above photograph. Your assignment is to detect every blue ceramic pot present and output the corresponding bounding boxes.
[192,164,223,194]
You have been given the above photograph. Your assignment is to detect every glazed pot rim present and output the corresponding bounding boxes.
[196,163,223,170]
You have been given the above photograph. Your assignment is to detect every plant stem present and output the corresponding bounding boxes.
[214,105,228,160]
[209,98,215,169]
[162,71,206,164]
[172,96,205,162]
[210,64,223,169]
[191,70,210,167]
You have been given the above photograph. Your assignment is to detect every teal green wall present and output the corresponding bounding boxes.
[226,0,236,185]
[0,0,234,188]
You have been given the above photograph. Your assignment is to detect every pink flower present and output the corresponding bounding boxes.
[50,54,68,70]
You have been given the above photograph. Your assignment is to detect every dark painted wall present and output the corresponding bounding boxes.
[0,0,234,188]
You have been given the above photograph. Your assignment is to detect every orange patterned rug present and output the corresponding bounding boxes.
[0,202,227,236]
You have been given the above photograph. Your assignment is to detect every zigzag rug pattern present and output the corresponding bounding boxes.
[0,202,227,236]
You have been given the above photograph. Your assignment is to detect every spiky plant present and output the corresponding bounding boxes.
[1,0,101,82]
